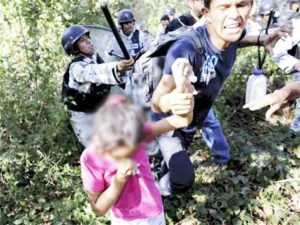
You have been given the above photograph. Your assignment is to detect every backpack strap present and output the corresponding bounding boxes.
[181,30,204,55]
[177,16,186,27]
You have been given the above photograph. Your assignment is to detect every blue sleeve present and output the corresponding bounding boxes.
[163,39,196,75]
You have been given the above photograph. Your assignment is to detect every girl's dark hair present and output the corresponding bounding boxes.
[161,14,170,21]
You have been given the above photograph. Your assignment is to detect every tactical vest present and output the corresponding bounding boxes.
[131,30,141,54]
[288,44,300,60]
[61,54,111,113]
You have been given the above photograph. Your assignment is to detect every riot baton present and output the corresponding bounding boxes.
[101,3,131,60]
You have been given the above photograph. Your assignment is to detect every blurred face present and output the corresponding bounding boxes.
[94,136,136,161]
[107,146,136,161]
[121,22,135,36]
[161,19,170,28]
[93,135,136,161]
[202,0,252,49]
[169,14,175,21]
[76,35,94,56]
[188,0,204,18]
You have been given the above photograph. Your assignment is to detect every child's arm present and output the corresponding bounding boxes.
[70,58,134,85]
[86,160,139,217]
[151,112,193,136]
[151,58,196,136]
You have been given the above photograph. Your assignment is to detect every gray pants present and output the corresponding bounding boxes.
[69,111,95,147]
[156,130,195,195]
[290,72,300,135]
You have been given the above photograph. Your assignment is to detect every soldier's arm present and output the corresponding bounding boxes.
[70,59,133,85]
[272,20,300,73]
[239,22,293,53]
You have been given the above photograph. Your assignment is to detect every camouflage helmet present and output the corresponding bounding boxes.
[259,0,277,15]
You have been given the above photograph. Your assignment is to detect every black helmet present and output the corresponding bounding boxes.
[118,9,135,24]
[61,25,90,55]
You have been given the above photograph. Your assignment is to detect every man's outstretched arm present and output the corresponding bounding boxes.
[243,81,300,120]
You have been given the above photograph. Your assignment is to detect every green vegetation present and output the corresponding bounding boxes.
[0,1,299,224]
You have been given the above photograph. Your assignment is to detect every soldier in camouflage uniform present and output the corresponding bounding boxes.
[61,25,134,146]
[272,0,300,136]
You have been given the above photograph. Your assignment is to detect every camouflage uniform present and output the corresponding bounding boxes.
[272,17,300,134]
[68,53,127,146]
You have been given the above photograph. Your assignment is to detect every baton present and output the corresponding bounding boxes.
[101,3,131,60]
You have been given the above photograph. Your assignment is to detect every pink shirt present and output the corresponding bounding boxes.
[80,125,163,221]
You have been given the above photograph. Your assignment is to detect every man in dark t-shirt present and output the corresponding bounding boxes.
[163,0,231,168]
[166,0,203,33]
[152,0,292,196]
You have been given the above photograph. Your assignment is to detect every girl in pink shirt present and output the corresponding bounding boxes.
[80,59,195,225]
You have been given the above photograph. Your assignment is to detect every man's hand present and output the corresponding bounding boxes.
[243,90,289,121]
[115,159,139,184]
[117,58,135,72]
[160,92,194,116]
[171,58,197,94]
[264,22,293,54]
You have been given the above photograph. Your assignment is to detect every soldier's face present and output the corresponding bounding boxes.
[76,35,94,56]
[203,0,252,46]
[121,22,135,36]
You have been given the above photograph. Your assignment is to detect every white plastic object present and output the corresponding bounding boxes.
[246,69,268,104]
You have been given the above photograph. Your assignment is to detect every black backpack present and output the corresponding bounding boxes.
[61,54,112,113]
[130,26,204,107]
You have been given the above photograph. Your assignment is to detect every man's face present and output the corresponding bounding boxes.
[290,2,300,12]
[121,22,135,36]
[203,0,252,43]
[188,0,205,18]
[161,19,170,28]
[76,35,94,56]
[168,14,175,21]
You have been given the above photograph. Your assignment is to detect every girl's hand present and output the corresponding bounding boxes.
[115,160,139,184]
[117,58,135,72]
[243,89,289,121]
[171,58,197,94]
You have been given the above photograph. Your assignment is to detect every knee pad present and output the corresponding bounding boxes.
[168,151,195,194]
